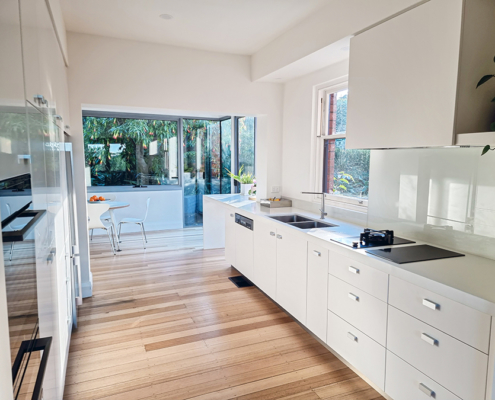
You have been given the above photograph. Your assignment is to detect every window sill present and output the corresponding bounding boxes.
[87,185,182,193]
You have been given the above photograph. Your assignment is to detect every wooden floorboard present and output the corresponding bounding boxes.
[64,228,385,400]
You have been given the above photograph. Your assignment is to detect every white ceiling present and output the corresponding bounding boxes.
[61,0,330,55]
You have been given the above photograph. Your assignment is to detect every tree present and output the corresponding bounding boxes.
[83,117,177,186]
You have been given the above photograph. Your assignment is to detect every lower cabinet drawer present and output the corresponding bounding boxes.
[327,274,387,346]
[389,275,491,353]
[387,306,488,400]
[386,351,462,400]
[327,310,385,391]
[328,251,389,302]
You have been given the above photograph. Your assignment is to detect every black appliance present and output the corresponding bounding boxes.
[1,174,50,400]
[332,228,415,249]
[366,244,465,264]
[235,213,254,230]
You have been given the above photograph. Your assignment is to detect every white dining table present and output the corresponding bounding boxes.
[88,201,130,251]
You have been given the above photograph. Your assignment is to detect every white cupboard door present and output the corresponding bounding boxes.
[234,218,254,280]
[224,209,236,267]
[276,226,308,324]
[346,0,463,149]
[19,0,42,106]
[306,242,328,341]
[253,217,277,298]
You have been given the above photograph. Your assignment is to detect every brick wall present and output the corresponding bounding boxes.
[324,139,335,193]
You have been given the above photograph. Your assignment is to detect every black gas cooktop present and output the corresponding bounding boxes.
[366,244,465,264]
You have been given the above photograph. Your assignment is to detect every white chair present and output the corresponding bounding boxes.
[5,203,27,261]
[90,194,117,241]
[87,203,116,255]
[118,198,150,249]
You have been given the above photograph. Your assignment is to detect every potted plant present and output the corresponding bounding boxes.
[249,179,257,200]
[225,165,255,196]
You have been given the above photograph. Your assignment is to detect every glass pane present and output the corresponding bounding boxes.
[83,117,179,186]
[323,138,370,199]
[183,119,221,227]
[328,89,348,135]
[237,117,255,176]
[220,119,232,194]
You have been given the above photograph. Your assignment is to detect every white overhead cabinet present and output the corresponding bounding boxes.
[19,0,71,125]
[346,0,495,149]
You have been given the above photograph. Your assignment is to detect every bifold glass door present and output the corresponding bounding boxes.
[183,119,232,227]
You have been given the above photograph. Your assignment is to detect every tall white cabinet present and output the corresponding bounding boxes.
[0,0,74,399]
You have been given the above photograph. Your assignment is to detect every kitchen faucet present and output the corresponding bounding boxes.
[301,191,327,219]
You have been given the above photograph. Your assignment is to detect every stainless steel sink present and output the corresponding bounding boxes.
[289,221,338,230]
[269,214,313,223]
[268,214,338,229]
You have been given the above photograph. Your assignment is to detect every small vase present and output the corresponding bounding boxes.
[240,183,252,196]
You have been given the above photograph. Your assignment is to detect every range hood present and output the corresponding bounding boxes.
[345,0,495,150]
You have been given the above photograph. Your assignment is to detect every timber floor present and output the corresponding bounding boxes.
[63,228,385,400]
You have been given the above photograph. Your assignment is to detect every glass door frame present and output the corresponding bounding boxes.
[234,116,257,193]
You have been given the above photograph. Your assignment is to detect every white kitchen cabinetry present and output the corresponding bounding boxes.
[19,0,71,125]
[234,215,254,280]
[253,217,277,299]
[346,0,495,149]
[387,306,488,400]
[218,203,495,398]
[327,311,386,390]
[386,351,462,400]
[389,275,491,353]
[327,274,387,346]
[306,242,329,341]
[224,209,236,267]
[328,252,388,302]
[275,225,308,324]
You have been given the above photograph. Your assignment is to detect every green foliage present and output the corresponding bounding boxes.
[83,117,178,186]
[238,117,255,175]
[335,93,348,133]
[477,75,495,88]
[225,165,255,184]
[333,139,370,198]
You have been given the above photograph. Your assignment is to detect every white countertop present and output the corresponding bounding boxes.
[205,194,495,316]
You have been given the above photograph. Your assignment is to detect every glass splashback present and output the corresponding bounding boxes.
[367,147,495,260]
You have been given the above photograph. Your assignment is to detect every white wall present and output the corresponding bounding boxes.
[66,32,284,296]
[282,60,349,201]
[252,0,425,81]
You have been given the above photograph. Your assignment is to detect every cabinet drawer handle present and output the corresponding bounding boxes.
[347,332,358,342]
[270,231,275,236]
[348,293,359,302]
[419,383,435,397]
[422,299,440,310]
[276,234,282,239]
[421,333,438,346]
[313,250,321,257]
[348,266,360,274]
[230,214,234,217]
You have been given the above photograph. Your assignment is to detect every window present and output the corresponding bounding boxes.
[234,116,256,192]
[317,85,370,208]
[83,116,179,186]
